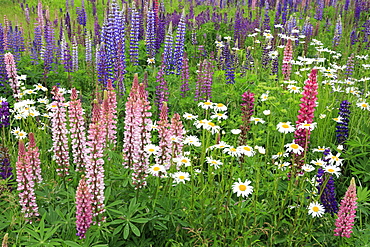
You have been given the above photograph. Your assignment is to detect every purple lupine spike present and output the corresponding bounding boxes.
[85,31,92,63]
[114,5,126,92]
[0,98,10,128]
[174,10,186,75]
[336,101,351,147]
[354,0,361,23]
[314,0,324,21]
[72,36,78,72]
[344,54,355,78]
[350,27,358,45]
[146,4,156,58]
[344,0,351,11]
[31,25,43,63]
[97,43,109,86]
[263,1,270,31]
[129,5,140,65]
[333,15,342,47]
[163,22,175,74]
[61,34,73,72]
[225,44,236,84]
[0,144,12,183]
[155,12,166,51]
[155,61,169,110]
[180,53,190,98]
[282,39,293,80]
[43,21,56,74]
[76,0,87,27]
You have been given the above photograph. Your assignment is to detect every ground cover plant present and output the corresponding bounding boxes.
[1,0,370,246]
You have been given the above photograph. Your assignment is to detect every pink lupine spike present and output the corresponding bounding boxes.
[76,176,93,239]
[27,133,43,184]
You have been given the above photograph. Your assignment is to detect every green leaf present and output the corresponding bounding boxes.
[113,224,124,235]
[131,218,150,224]
[123,224,130,239]
[129,222,140,237]
[63,241,82,247]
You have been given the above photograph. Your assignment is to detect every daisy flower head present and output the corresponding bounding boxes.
[34,84,47,91]
[307,202,325,217]
[301,164,315,173]
[172,172,190,185]
[310,159,326,167]
[232,178,253,198]
[237,145,255,157]
[319,114,326,119]
[312,146,328,152]
[210,112,228,120]
[324,165,341,178]
[275,161,290,170]
[15,130,28,140]
[356,101,370,111]
[182,112,198,120]
[213,141,230,149]
[204,121,221,134]
[285,142,304,155]
[272,152,289,159]
[260,92,269,101]
[37,97,49,104]
[223,146,242,157]
[183,135,201,147]
[206,157,223,169]
[144,144,160,156]
[297,122,317,131]
[276,122,295,134]
[254,145,266,154]
[194,119,209,129]
[173,156,191,167]
[250,117,265,124]
[198,101,214,110]
[287,85,301,94]
[213,102,227,112]
[148,164,166,176]
[147,57,155,64]
[327,152,343,166]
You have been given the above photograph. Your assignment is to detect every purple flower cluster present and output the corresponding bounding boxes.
[0,98,10,128]
[0,144,12,182]
[239,90,255,145]
[336,100,351,146]
[194,59,213,101]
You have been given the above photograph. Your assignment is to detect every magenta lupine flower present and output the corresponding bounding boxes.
[86,102,106,224]
[293,69,318,169]
[155,103,173,170]
[76,176,92,239]
[170,113,185,164]
[4,52,20,98]
[16,141,39,223]
[101,80,118,145]
[282,39,293,80]
[334,178,358,238]
[195,59,214,102]
[69,88,87,172]
[51,86,70,177]
[27,133,43,184]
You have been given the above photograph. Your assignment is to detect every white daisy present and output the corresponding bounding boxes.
[172,172,190,185]
[223,146,242,157]
[144,144,160,156]
[301,164,315,172]
[324,165,341,178]
[250,117,265,124]
[182,112,198,120]
[276,122,295,134]
[210,112,228,120]
[310,159,326,167]
[198,101,214,110]
[231,129,241,135]
[285,142,304,155]
[297,122,317,131]
[206,157,223,169]
[213,103,227,112]
[307,202,325,217]
[232,178,253,198]
[237,145,255,157]
[148,164,166,176]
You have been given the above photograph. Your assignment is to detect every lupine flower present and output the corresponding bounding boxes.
[68,88,87,172]
[174,10,186,75]
[129,6,140,65]
[194,59,213,102]
[51,87,70,177]
[86,102,106,223]
[75,176,92,239]
[180,53,190,97]
[146,5,156,57]
[72,36,78,72]
[0,97,10,128]
[293,69,318,168]
[16,141,39,222]
[102,80,118,144]
[26,133,43,184]
[170,113,185,160]
[239,91,254,145]
[282,39,293,80]
[333,15,342,47]
[0,144,12,184]
[334,178,358,238]
[163,23,175,74]
[156,103,173,170]
[336,101,351,147]
[155,62,169,110]
[4,52,21,98]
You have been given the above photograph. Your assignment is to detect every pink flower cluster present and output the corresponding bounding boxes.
[51,86,70,177]
[85,102,106,224]
[334,178,358,238]
[76,177,93,239]
[282,39,293,80]
[16,141,39,222]
[27,133,43,184]
[294,69,318,151]
[170,113,185,161]
[4,52,20,98]
[68,88,87,172]
[101,79,118,145]
[155,103,173,170]
[123,74,153,189]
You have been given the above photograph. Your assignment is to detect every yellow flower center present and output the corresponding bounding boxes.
[211,161,217,164]
[216,103,224,107]
[328,169,335,173]
[208,122,215,127]
[292,87,297,90]
[282,124,290,128]
[291,144,299,149]
[362,103,368,107]
[19,133,24,136]
[230,148,236,152]
[243,147,251,151]
[181,159,188,163]
[148,148,155,152]
[239,185,247,191]
[153,167,160,171]
[179,176,185,180]
[254,118,260,121]
[217,113,223,116]
[312,206,319,212]
[304,124,310,126]
[205,102,212,105]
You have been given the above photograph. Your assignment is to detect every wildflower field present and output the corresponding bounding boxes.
[1,0,370,246]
